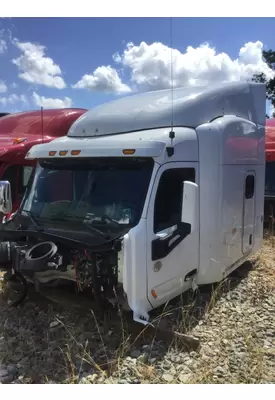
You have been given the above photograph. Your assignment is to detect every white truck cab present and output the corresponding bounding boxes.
[0,82,266,325]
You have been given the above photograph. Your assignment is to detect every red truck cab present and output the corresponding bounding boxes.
[265,118,275,227]
[0,108,87,219]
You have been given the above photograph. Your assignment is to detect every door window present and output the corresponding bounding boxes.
[19,166,34,201]
[2,165,18,201]
[154,168,195,233]
[2,165,34,204]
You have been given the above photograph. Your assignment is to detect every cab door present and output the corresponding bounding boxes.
[146,162,199,308]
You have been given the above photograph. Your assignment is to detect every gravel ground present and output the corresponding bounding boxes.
[0,238,274,384]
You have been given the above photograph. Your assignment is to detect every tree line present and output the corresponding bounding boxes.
[253,50,275,118]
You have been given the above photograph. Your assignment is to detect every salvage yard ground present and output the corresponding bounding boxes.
[0,236,274,384]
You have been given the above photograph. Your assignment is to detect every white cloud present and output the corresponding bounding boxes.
[0,80,7,93]
[112,40,274,91]
[12,40,66,89]
[72,65,131,94]
[0,39,7,54]
[32,92,72,109]
[0,94,27,106]
[11,82,18,89]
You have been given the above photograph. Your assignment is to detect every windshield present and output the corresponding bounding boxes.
[265,161,275,196]
[20,157,154,239]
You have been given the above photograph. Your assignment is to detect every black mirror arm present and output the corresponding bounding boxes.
[151,222,191,261]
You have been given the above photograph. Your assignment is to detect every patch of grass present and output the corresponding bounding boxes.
[0,239,274,384]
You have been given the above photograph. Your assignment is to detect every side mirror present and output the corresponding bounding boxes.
[181,181,198,232]
[0,181,12,214]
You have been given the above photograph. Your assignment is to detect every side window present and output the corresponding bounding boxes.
[245,175,255,199]
[23,166,33,187]
[1,165,18,201]
[18,166,34,201]
[154,168,195,233]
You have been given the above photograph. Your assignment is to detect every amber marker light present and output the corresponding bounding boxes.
[123,149,136,155]
[13,137,27,145]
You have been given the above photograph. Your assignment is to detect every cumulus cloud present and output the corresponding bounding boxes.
[0,38,7,54]
[111,40,274,91]
[12,40,66,89]
[0,93,27,106]
[0,80,7,93]
[32,92,72,109]
[72,65,131,94]
[72,40,273,94]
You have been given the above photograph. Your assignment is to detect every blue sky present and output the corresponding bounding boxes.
[0,17,274,114]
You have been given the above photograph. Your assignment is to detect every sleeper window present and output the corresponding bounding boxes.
[245,175,255,199]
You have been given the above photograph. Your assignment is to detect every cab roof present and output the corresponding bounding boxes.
[0,108,87,138]
[0,108,87,163]
[67,82,266,138]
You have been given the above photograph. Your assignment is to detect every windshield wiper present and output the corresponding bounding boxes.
[82,220,111,240]
[20,210,44,232]
[100,215,120,225]
[37,213,111,240]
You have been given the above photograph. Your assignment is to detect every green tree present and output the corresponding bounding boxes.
[253,49,275,118]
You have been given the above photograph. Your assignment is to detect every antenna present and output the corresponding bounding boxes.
[167,17,175,157]
[41,106,44,143]
[170,16,174,131]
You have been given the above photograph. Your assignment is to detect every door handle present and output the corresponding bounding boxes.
[155,226,177,241]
